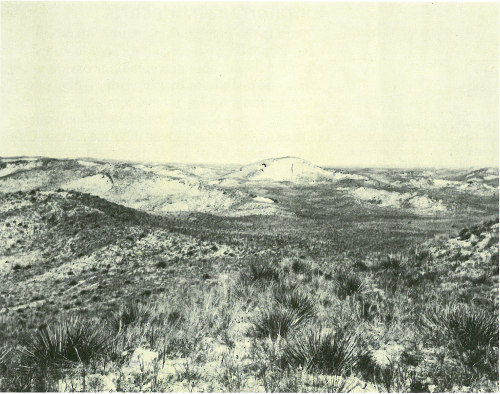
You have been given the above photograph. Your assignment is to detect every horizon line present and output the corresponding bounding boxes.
[0,154,498,170]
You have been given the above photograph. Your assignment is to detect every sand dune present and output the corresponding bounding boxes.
[223,156,333,183]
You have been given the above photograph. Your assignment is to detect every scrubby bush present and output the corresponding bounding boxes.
[282,327,362,376]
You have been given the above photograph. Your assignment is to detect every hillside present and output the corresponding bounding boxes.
[0,190,244,318]
[1,157,497,219]
[1,210,497,392]
[222,156,333,183]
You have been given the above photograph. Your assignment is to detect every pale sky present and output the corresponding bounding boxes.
[1,2,498,167]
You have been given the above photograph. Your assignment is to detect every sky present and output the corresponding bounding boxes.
[1,2,498,168]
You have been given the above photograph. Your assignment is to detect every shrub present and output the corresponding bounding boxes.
[250,304,311,340]
[334,269,364,300]
[282,327,362,376]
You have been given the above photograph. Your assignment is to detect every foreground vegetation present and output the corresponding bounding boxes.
[0,165,498,393]
[1,213,498,392]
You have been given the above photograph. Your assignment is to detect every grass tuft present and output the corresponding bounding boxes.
[108,301,150,333]
[334,269,364,300]
[250,304,312,340]
[282,327,362,376]
[421,304,498,351]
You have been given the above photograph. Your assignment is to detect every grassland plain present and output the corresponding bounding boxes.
[0,157,498,392]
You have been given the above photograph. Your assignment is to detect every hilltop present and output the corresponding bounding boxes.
[222,156,334,183]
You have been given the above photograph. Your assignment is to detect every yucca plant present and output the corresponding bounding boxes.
[18,317,110,390]
[334,269,364,300]
[378,254,405,271]
[0,346,9,366]
[282,327,362,376]
[0,346,10,381]
[242,260,281,285]
[19,318,109,369]
[273,286,316,321]
[421,304,499,351]
[250,304,312,340]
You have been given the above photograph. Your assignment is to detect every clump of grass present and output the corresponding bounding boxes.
[291,259,309,274]
[156,260,167,269]
[240,260,281,285]
[378,253,406,270]
[273,285,316,321]
[334,269,364,300]
[282,327,362,376]
[421,304,498,351]
[412,246,431,263]
[108,301,150,333]
[250,304,312,340]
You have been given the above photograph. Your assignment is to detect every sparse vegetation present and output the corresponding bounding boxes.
[0,159,497,392]
[109,301,151,334]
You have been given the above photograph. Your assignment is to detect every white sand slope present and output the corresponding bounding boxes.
[397,176,498,196]
[62,173,114,194]
[331,171,368,181]
[77,160,98,167]
[0,160,42,177]
[350,187,447,213]
[253,196,274,203]
[224,157,333,183]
